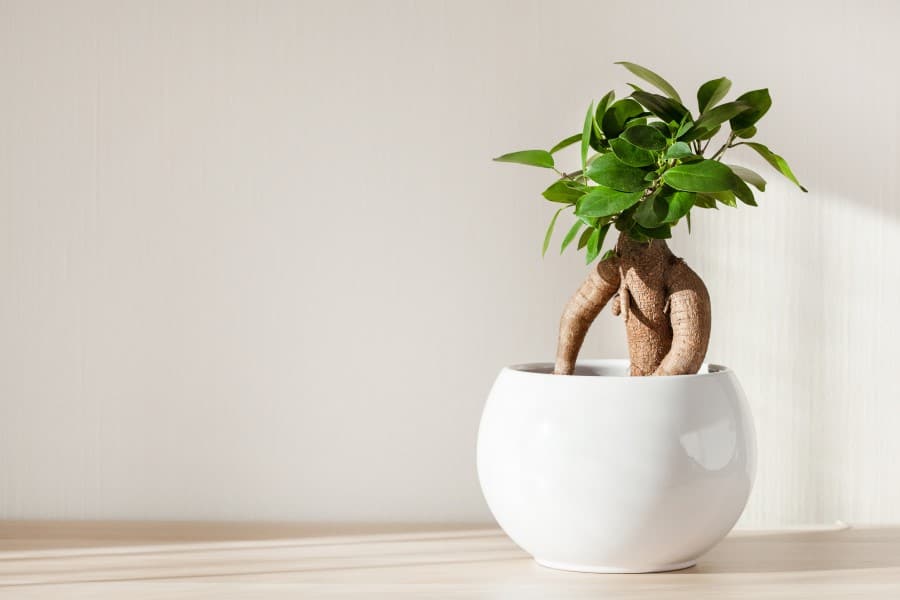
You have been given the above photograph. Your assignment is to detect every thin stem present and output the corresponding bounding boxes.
[554,168,578,181]
[710,132,737,161]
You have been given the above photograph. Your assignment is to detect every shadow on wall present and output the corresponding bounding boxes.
[675,181,900,527]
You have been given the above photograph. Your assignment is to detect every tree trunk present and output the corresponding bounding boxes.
[554,233,711,376]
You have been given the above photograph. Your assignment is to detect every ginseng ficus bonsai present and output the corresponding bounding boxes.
[495,62,806,377]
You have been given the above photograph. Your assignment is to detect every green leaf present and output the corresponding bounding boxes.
[648,121,671,136]
[726,164,766,191]
[694,124,721,141]
[581,102,594,171]
[588,125,605,152]
[601,98,644,139]
[560,219,584,253]
[584,228,600,263]
[542,207,565,257]
[542,180,587,204]
[585,153,649,192]
[662,159,736,192]
[600,249,617,262]
[706,190,736,207]
[592,112,604,140]
[622,125,667,151]
[623,229,649,242]
[614,204,638,233]
[742,142,807,191]
[578,214,599,228]
[623,117,648,130]
[693,193,719,209]
[630,90,690,124]
[549,133,581,154]
[675,118,693,139]
[665,191,695,222]
[635,223,672,239]
[634,194,669,228]
[576,187,643,218]
[493,149,554,168]
[697,77,732,113]
[734,125,756,139]
[610,137,656,167]
[730,176,757,206]
[595,90,616,123]
[577,226,593,250]
[616,62,682,103]
[681,101,751,141]
[597,223,611,249]
[585,223,610,264]
[686,211,691,233]
[730,89,771,131]
[664,141,693,160]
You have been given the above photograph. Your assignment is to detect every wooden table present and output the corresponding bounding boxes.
[1,522,899,598]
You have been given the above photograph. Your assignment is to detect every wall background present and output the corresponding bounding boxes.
[1,0,898,526]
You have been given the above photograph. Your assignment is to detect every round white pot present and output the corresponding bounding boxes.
[477,359,755,573]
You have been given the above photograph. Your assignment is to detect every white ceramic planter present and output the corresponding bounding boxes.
[477,359,755,573]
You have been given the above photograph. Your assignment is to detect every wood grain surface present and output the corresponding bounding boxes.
[1,522,899,598]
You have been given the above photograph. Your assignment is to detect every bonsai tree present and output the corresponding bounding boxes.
[495,62,806,377]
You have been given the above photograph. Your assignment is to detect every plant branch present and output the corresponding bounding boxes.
[710,132,737,161]
[554,168,579,181]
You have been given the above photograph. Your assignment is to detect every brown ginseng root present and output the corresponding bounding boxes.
[554,234,710,377]
[553,256,620,376]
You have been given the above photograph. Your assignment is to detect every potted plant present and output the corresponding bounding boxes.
[477,62,806,573]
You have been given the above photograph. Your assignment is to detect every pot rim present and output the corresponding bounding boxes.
[504,358,729,379]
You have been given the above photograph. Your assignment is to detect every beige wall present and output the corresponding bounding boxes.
[1,0,898,525]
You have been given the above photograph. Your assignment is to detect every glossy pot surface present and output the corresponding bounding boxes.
[477,359,756,573]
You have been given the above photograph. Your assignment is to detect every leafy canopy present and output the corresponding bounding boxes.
[493,62,807,264]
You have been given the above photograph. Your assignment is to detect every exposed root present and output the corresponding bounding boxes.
[653,259,711,376]
[553,257,620,375]
[554,234,711,376]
